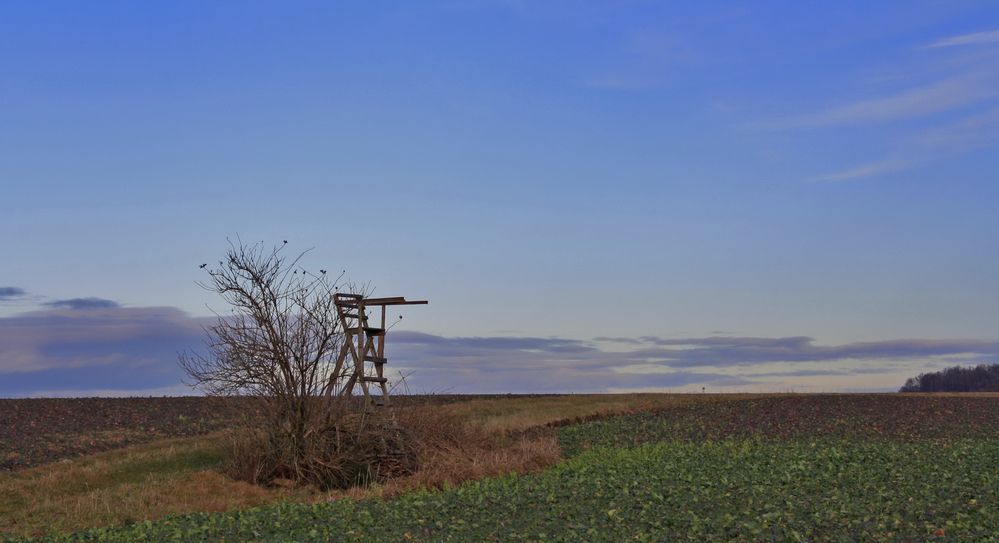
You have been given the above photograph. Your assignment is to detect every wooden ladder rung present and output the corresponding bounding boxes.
[361,376,388,383]
[345,327,384,336]
[364,356,387,364]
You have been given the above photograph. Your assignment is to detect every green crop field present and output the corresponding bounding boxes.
[7,394,999,542]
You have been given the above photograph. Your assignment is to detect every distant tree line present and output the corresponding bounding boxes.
[900,363,999,392]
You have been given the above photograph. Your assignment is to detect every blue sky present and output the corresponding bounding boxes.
[2,1,998,396]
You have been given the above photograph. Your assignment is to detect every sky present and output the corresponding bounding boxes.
[2,1,998,396]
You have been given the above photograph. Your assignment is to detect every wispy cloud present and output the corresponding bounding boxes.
[812,104,999,181]
[913,104,999,152]
[811,158,912,182]
[626,335,999,368]
[0,287,27,301]
[927,29,999,48]
[593,336,644,345]
[768,31,999,182]
[585,29,704,91]
[762,72,998,129]
[43,297,121,310]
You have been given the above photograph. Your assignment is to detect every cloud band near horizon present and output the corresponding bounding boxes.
[1,299,997,397]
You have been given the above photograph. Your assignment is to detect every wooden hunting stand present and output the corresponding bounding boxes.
[333,293,427,409]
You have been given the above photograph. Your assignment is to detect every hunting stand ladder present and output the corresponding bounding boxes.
[333,293,427,409]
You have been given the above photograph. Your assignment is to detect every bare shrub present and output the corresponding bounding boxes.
[180,239,417,489]
[220,408,420,490]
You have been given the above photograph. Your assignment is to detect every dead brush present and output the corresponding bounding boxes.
[355,405,562,498]
[221,410,421,491]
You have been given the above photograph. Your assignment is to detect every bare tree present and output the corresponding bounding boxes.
[181,239,387,486]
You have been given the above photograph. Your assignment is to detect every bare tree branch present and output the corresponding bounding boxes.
[179,239,371,483]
